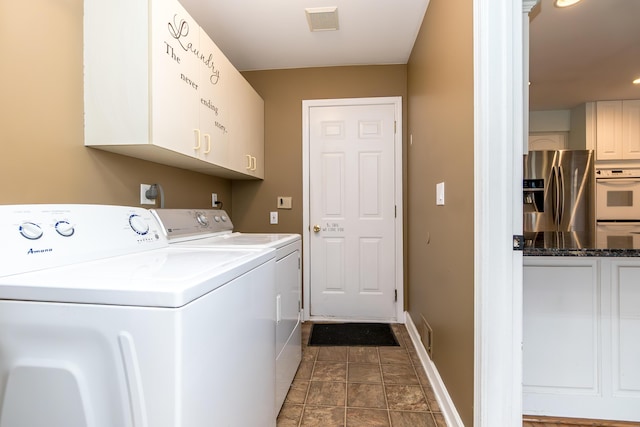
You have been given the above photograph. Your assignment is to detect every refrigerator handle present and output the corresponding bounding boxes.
[558,165,565,225]
[551,166,559,225]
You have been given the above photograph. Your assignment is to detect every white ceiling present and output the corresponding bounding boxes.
[529,0,640,111]
[179,0,640,112]
[179,0,430,72]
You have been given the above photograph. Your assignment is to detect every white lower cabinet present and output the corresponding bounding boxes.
[523,257,640,422]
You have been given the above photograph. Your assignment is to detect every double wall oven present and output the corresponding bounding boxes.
[595,168,640,248]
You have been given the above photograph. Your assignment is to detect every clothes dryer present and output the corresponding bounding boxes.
[151,208,301,413]
[0,205,276,427]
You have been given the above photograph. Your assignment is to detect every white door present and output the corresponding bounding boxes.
[306,99,400,321]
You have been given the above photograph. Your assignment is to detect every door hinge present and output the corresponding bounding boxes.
[394,289,398,302]
[513,235,525,251]
[394,121,397,134]
[298,257,301,269]
[394,205,397,218]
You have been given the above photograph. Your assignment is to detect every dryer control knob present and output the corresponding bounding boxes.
[55,220,75,237]
[19,222,43,240]
[196,212,209,226]
[221,216,228,222]
[129,214,149,235]
[213,215,221,222]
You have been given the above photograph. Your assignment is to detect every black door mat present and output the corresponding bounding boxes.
[308,322,399,346]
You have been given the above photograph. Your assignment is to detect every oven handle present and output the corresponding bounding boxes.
[596,179,640,186]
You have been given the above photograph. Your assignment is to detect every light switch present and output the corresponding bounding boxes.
[436,182,445,206]
[277,196,292,209]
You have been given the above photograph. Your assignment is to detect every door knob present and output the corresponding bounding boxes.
[313,225,321,233]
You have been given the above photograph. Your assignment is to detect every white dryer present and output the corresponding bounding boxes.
[151,209,301,413]
[0,205,276,427]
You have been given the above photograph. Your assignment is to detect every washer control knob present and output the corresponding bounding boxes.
[196,212,209,226]
[19,222,43,240]
[221,215,228,222]
[213,215,221,222]
[129,214,149,235]
[55,220,75,237]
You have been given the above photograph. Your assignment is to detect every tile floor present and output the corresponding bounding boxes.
[522,416,640,427]
[277,322,635,427]
[276,322,446,427]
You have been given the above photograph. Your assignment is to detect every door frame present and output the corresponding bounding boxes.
[302,96,404,323]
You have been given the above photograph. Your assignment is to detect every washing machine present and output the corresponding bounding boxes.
[151,208,301,413]
[0,204,276,427]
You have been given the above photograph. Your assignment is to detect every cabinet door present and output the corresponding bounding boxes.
[197,32,233,166]
[150,0,200,156]
[523,260,600,393]
[229,78,265,178]
[528,132,567,151]
[596,101,623,160]
[612,262,640,396]
[622,100,640,160]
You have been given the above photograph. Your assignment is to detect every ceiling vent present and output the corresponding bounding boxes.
[305,7,339,32]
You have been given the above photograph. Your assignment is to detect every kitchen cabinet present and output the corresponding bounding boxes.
[84,0,264,179]
[528,132,568,151]
[523,257,640,422]
[595,100,640,161]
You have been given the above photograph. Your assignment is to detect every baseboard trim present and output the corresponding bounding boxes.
[405,311,465,427]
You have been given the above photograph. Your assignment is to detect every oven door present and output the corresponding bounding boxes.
[596,222,640,249]
[595,178,640,220]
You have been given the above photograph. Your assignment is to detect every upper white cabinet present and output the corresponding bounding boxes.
[595,100,640,161]
[84,0,264,179]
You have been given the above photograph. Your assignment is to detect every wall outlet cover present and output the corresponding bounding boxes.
[270,211,278,224]
[140,184,155,205]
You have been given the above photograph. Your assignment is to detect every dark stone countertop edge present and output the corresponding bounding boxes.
[524,248,640,257]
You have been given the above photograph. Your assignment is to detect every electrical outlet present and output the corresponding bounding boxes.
[270,211,278,224]
[140,184,155,205]
[212,193,218,207]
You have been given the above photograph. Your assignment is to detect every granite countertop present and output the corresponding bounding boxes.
[523,231,640,257]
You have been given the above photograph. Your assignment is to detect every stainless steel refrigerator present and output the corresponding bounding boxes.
[523,150,595,247]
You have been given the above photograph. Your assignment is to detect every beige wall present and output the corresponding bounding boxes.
[0,0,231,209]
[235,66,407,233]
[407,0,475,424]
[3,0,475,422]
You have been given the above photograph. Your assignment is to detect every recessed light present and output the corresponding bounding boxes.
[554,0,582,8]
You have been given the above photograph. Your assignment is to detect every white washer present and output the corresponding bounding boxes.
[151,209,301,413]
[0,205,276,427]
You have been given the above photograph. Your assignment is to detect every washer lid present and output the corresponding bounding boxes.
[0,247,274,308]
[173,233,301,249]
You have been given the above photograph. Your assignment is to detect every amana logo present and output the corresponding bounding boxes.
[27,248,53,255]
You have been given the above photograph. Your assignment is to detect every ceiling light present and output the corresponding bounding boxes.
[554,0,582,8]
[305,7,339,32]
[634,78,640,85]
